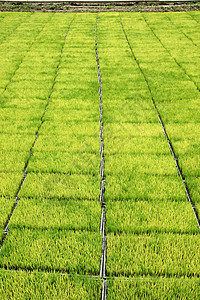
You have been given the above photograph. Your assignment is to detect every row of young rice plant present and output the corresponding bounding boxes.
[0,13,76,233]
[97,12,200,296]
[0,13,102,277]
[0,13,102,298]
[121,11,200,220]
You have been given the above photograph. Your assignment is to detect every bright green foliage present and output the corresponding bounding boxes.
[43,109,99,123]
[19,173,100,200]
[103,106,158,123]
[0,173,23,198]
[0,269,101,300]
[9,198,101,232]
[107,276,200,299]
[27,152,99,175]
[107,233,200,277]
[105,174,185,201]
[2,270,101,299]
[0,197,15,229]
[0,108,44,121]
[106,200,198,234]
[0,120,41,134]
[104,123,163,138]
[105,154,177,176]
[187,177,200,203]
[33,135,99,154]
[104,137,170,155]
[39,121,100,137]
[0,151,29,172]
[0,228,101,274]
[0,134,34,151]
[178,155,200,177]
[0,11,200,298]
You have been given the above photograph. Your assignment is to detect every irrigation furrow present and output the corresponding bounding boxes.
[95,14,107,300]
[0,265,101,279]
[1,264,199,281]
[142,14,200,93]
[120,15,200,231]
[0,14,54,96]
[0,15,76,252]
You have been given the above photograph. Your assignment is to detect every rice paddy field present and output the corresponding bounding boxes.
[0,10,200,299]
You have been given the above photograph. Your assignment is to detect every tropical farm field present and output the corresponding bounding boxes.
[0,11,200,299]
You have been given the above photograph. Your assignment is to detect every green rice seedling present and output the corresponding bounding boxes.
[106,200,198,234]
[54,81,98,92]
[103,89,152,103]
[165,123,200,140]
[0,97,47,110]
[0,108,44,121]
[9,198,101,232]
[105,174,185,202]
[105,154,177,177]
[4,86,51,101]
[0,228,101,274]
[190,75,200,90]
[9,79,54,90]
[157,100,200,124]
[148,79,193,91]
[195,203,200,222]
[135,50,173,64]
[103,123,163,138]
[0,80,9,90]
[0,196,15,229]
[0,120,40,135]
[0,14,31,44]
[46,98,99,111]
[100,71,145,83]
[151,87,199,103]
[178,155,200,177]
[13,71,55,82]
[0,269,101,300]
[179,62,200,77]
[0,151,29,172]
[104,137,170,155]
[186,177,200,204]
[33,135,99,154]
[51,88,98,102]
[170,139,199,156]
[107,276,200,299]
[103,107,158,124]
[0,134,35,151]
[44,109,99,123]
[27,152,99,175]
[0,172,23,198]
[106,232,200,277]
[19,173,100,201]
[56,71,98,84]
[39,122,99,137]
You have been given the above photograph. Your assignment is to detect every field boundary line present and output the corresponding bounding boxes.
[0,14,76,252]
[1,265,199,280]
[95,13,107,300]
[120,14,200,231]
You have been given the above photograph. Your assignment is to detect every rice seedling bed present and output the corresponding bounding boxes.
[0,11,200,299]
